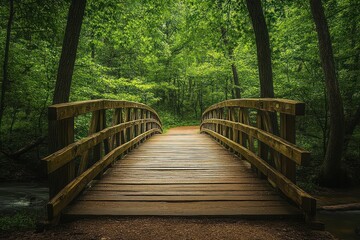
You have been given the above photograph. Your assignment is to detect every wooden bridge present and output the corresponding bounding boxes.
[42,99,316,222]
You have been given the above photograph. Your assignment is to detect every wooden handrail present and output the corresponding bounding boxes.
[43,99,162,220]
[48,99,161,123]
[202,98,305,117]
[201,119,310,165]
[200,98,316,220]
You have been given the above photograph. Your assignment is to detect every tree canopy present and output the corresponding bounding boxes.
[0,0,359,186]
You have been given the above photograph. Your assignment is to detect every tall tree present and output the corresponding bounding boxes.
[220,26,241,98]
[0,0,14,137]
[53,0,87,104]
[245,0,274,98]
[310,0,345,186]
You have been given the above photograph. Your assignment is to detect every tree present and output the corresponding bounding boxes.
[310,0,346,186]
[216,0,241,99]
[0,0,14,139]
[245,0,274,98]
[53,0,87,104]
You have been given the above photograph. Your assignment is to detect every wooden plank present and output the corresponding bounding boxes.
[65,201,300,216]
[90,183,272,192]
[78,195,283,202]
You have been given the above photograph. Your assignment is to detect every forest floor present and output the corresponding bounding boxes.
[1,217,335,240]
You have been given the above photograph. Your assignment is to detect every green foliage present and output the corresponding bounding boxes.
[0,0,359,184]
[0,211,36,232]
[159,111,199,132]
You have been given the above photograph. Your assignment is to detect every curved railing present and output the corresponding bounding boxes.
[200,98,316,220]
[42,99,162,220]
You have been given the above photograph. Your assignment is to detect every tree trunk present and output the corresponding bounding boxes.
[344,104,360,154]
[245,0,274,98]
[0,0,14,138]
[231,64,241,98]
[310,0,346,186]
[220,27,241,98]
[246,0,279,139]
[53,0,87,104]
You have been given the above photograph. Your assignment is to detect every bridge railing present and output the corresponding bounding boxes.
[42,99,162,220]
[200,98,316,220]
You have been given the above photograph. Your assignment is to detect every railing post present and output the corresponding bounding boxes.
[93,109,106,179]
[77,111,99,175]
[146,110,150,133]
[215,109,219,134]
[48,117,75,199]
[256,111,267,179]
[280,113,296,183]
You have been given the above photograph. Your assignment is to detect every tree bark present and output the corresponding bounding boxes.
[310,0,346,186]
[0,0,14,137]
[245,0,274,98]
[53,0,87,104]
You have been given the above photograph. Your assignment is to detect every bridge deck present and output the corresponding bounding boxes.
[64,127,301,217]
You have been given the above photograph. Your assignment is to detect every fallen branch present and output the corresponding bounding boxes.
[318,202,360,211]
[0,136,46,159]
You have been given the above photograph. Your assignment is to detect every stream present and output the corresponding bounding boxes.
[0,182,48,217]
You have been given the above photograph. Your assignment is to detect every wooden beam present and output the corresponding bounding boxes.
[201,119,310,166]
[202,99,305,118]
[48,99,161,124]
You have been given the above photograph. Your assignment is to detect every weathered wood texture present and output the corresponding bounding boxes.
[65,127,301,217]
[200,99,316,219]
[43,100,162,220]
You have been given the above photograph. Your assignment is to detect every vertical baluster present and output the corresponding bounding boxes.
[256,111,267,179]
[48,116,74,199]
[77,111,98,175]
[140,109,145,142]
[231,108,237,143]
[280,113,296,183]
[94,109,107,179]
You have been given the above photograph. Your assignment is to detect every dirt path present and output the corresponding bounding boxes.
[2,217,335,240]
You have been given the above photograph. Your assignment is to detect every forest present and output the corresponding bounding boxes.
[0,0,359,191]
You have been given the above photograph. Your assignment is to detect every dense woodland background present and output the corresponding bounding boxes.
[0,0,359,189]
